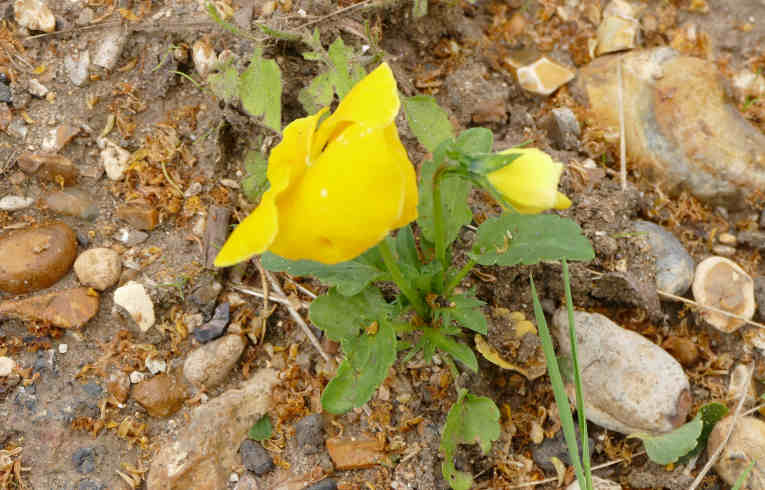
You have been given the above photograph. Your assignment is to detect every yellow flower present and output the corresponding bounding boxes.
[486,148,572,214]
[215,63,418,267]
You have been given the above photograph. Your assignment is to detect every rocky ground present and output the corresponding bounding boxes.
[1,0,765,489]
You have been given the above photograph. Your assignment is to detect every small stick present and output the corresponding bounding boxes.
[229,284,309,309]
[255,258,269,345]
[657,290,765,330]
[617,55,627,191]
[505,451,646,489]
[688,364,753,490]
[265,271,330,363]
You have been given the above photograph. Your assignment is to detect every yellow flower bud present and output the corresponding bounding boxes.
[486,148,572,214]
[215,63,418,266]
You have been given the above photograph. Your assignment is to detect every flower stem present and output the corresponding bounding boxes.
[433,165,449,273]
[444,259,475,297]
[378,239,427,318]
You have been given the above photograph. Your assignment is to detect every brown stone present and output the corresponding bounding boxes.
[52,124,80,151]
[662,336,700,367]
[515,56,575,96]
[147,369,278,489]
[0,287,99,328]
[326,436,388,470]
[0,222,77,294]
[116,202,159,231]
[106,370,130,403]
[17,152,78,186]
[132,372,188,417]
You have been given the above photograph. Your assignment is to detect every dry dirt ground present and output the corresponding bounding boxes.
[1,0,765,489]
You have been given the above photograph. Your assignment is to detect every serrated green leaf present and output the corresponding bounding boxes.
[240,47,282,133]
[261,250,387,296]
[207,65,240,103]
[328,37,355,98]
[298,71,333,114]
[321,320,396,414]
[402,95,454,152]
[248,414,273,441]
[255,23,301,41]
[470,214,594,266]
[631,415,703,465]
[440,389,501,490]
[309,287,391,342]
[241,149,268,203]
[455,127,493,155]
[424,328,478,372]
[444,293,487,335]
[418,158,472,250]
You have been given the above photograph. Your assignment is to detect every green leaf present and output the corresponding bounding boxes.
[240,47,282,133]
[207,64,240,103]
[424,328,477,372]
[321,320,397,414]
[298,71,333,115]
[443,293,487,335]
[309,287,391,342]
[455,127,493,155]
[412,0,427,19]
[240,149,268,203]
[632,416,703,465]
[255,23,301,41]
[248,414,273,441]
[678,402,728,463]
[418,158,472,250]
[402,95,454,152]
[394,227,420,272]
[261,250,387,296]
[440,389,501,490]
[471,214,595,266]
[327,37,357,99]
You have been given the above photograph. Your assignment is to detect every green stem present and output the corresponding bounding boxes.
[444,259,476,297]
[378,239,427,318]
[563,259,593,490]
[442,352,460,385]
[433,165,449,272]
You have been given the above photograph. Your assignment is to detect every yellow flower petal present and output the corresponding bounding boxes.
[214,110,326,267]
[269,123,414,263]
[312,63,399,158]
[487,148,572,214]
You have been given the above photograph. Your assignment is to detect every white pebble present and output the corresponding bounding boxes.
[58,343,68,354]
[129,370,146,384]
[145,357,167,375]
[0,195,34,211]
[114,281,156,332]
[0,356,16,376]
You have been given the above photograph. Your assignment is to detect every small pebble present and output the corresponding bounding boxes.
[692,256,755,333]
[116,202,159,231]
[17,152,78,185]
[132,372,188,417]
[145,357,167,375]
[192,38,217,78]
[305,480,339,490]
[632,221,695,296]
[114,281,156,332]
[239,439,274,475]
[58,343,68,354]
[0,287,99,328]
[42,188,99,220]
[708,416,765,488]
[0,195,34,211]
[113,227,149,247]
[64,51,90,87]
[14,0,55,32]
[515,56,575,96]
[661,336,699,367]
[229,473,239,483]
[27,78,48,97]
[92,28,127,70]
[100,139,130,180]
[74,248,122,291]
[295,413,324,455]
[82,382,103,397]
[596,0,638,56]
[129,370,146,384]
[72,447,95,474]
[0,356,16,376]
[547,107,581,150]
[718,232,737,246]
[107,370,130,403]
[712,244,736,257]
[192,302,230,343]
[183,334,245,389]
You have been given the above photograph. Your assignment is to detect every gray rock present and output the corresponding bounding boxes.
[240,439,273,475]
[547,107,581,150]
[192,302,229,343]
[0,81,11,103]
[42,188,99,220]
[183,334,245,389]
[81,382,102,398]
[72,447,95,474]
[92,28,127,70]
[305,479,338,490]
[64,51,90,87]
[113,227,148,247]
[76,479,106,490]
[532,429,593,472]
[738,230,765,251]
[295,413,324,455]
[633,220,695,295]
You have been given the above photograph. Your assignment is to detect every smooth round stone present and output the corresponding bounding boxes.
[708,416,765,488]
[74,248,121,291]
[0,356,16,376]
[0,222,77,294]
[183,334,245,390]
[553,309,691,435]
[132,372,188,417]
[692,256,755,333]
[633,220,694,296]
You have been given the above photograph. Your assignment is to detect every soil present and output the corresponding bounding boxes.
[1,0,765,489]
